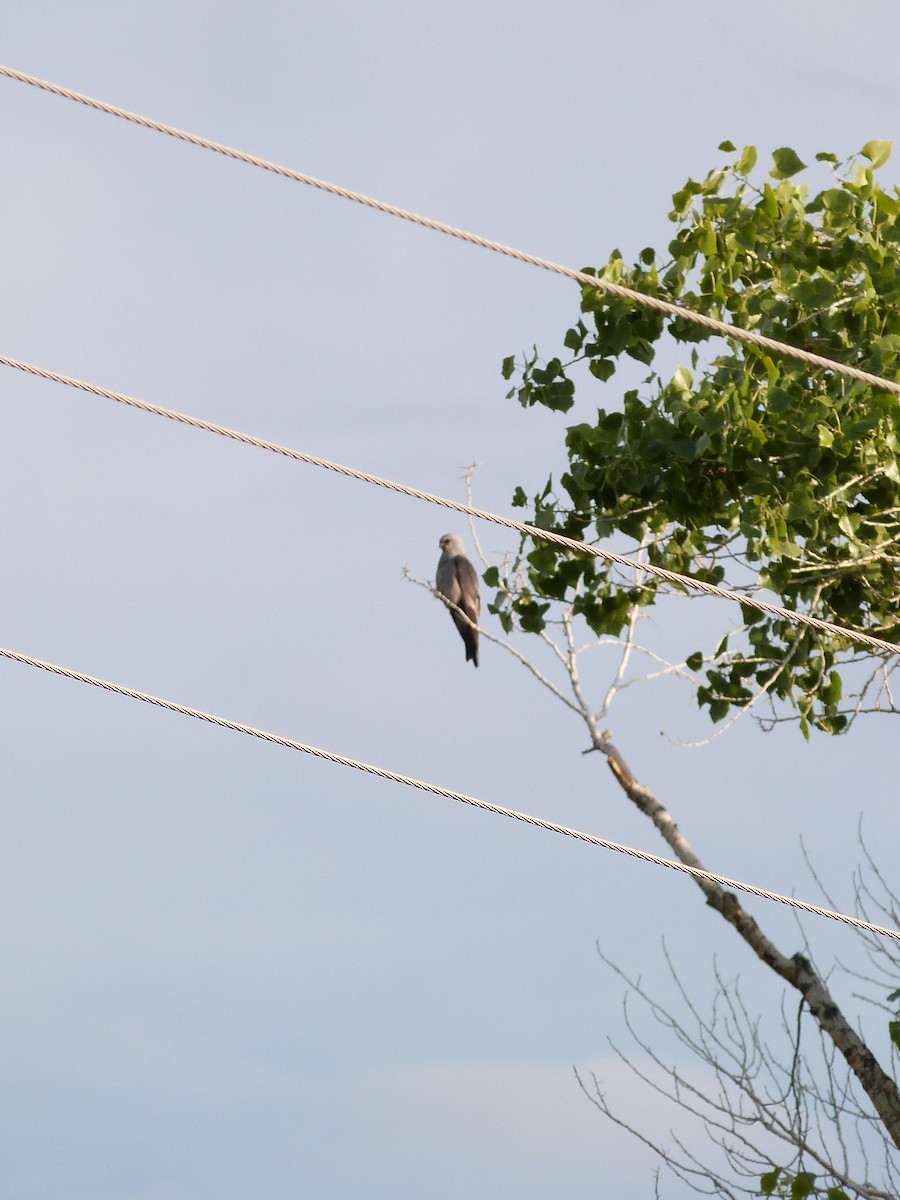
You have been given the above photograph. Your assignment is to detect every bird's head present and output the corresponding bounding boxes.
[439,533,465,556]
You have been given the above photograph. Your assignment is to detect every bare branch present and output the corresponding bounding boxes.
[404,569,582,713]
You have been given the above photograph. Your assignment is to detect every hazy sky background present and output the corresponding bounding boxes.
[2,4,899,1198]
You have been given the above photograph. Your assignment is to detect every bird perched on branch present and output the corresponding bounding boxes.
[436,533,480,667]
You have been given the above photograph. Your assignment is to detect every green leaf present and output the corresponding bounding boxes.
[736,144,758,174]
[838,511,860,538]
[671,185,698,216]
[501,355,515,380]
[822,671,843,704]
[759,1168,780,1195]
[589,358,616,382]
[874,187,900,215]
[761,185,780,220]
[718,139,736,152]
[790,1171,815,1200]
[515,597,550,633]
[698,221,717,255]
[771,146,807,178]
[672,364,693,391]
[563,323,585,352]
[861,139,892,167]
[821,187,854,217]
[709,697,730,722]
[792,277,836,307]
[685,651,704,671]
[767,388,793,414]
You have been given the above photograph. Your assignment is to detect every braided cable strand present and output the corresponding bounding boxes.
[2,64,900,397]
[1,642,897,941]
[4,352,900,658]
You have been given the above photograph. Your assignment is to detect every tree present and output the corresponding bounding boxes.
[490,143,900,1196]
[498,139,900,738]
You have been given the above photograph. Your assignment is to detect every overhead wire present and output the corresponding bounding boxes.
[3,352,899,658]
[1,63,899,398]
[2,641,897,942]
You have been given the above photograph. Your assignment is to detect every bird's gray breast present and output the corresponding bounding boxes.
[437,555,462,601]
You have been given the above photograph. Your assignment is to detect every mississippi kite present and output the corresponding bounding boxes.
[436,533,480,667]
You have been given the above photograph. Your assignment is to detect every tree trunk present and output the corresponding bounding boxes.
[598,733,900,1150]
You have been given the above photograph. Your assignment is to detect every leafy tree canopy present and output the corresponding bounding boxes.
[497,142,900,737]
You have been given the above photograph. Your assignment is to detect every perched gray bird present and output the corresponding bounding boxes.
[436,533,480,667]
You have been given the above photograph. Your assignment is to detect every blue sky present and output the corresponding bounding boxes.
[2,3,899,1197]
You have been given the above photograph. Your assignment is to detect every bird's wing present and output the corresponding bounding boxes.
[454,556,480,623]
